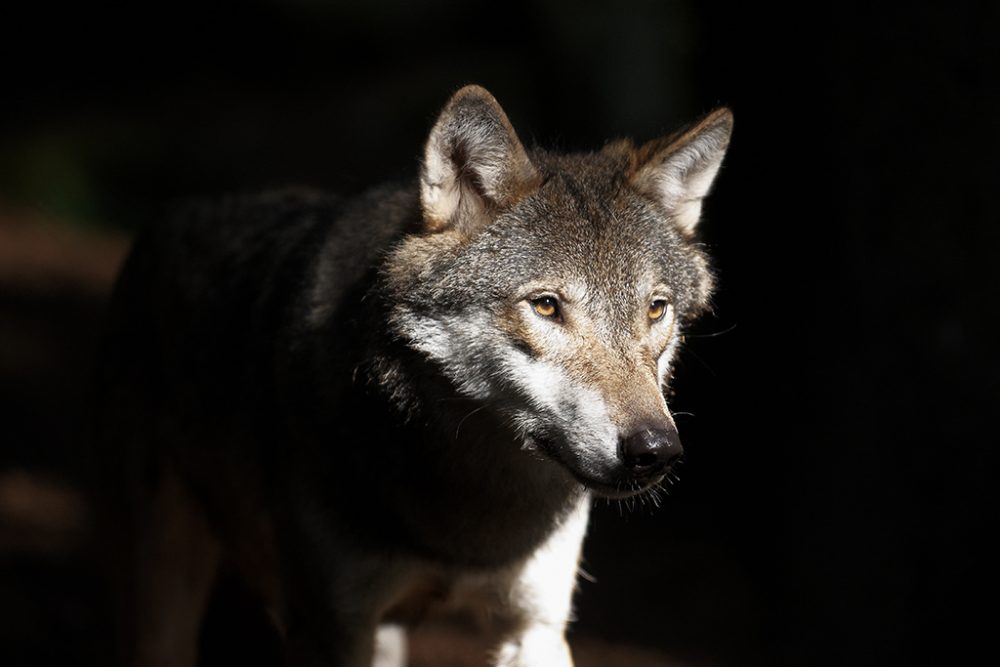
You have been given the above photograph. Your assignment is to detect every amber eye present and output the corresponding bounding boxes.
[648,299,669,322]
[531,296,560,319]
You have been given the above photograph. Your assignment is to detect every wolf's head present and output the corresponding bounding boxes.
[383,85,731,498]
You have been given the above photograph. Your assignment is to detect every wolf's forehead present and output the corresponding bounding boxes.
[478,215,652,283]
[516,153,667,238]
[501,185,673,278]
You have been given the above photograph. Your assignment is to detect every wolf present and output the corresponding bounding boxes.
[97,85,732,667]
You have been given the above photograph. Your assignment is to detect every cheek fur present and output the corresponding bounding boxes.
[496,304,543,358]
[496,302,575,360]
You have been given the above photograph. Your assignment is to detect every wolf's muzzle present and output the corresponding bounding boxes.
[618,423,684,480]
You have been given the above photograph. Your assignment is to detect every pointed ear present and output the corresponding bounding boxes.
[631,108,733,237]
[420,85,540,233]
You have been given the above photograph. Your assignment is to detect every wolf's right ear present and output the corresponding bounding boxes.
[632,108,733,237]
[420,85,540,233]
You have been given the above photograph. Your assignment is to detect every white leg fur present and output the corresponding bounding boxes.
[493,493,591,667]
[373,624,407,667]
[496,627,573,667]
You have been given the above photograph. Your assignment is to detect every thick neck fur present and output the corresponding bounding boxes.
[359,310,586,568]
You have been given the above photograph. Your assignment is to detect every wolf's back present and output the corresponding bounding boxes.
[102,190,336,418]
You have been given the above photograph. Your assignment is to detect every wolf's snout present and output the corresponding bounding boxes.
[618,424,683,479]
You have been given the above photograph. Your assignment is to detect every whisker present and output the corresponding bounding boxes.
[682,346,717,376]
[454,403,490,439]
[682,323,738,339]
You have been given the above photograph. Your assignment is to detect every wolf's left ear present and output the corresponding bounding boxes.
[632,108,733,237]
[420,85,540,233]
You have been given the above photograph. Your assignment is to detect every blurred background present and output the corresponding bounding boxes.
[1,1,997,666]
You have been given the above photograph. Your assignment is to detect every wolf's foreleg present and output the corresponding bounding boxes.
[372,624,407,667]
[492,493,591,667]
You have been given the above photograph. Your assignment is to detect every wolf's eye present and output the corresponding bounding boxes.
[531,296,560,320]
[648,299,669,322]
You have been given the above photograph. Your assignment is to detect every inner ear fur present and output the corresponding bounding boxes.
[631,108,733,237]
[420,85,540,233]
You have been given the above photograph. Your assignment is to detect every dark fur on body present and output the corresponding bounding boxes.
[99,86,731,666]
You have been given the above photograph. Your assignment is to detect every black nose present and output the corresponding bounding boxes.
[619,424,684,479]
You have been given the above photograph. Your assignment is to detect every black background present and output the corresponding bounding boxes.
[1,2,997,666]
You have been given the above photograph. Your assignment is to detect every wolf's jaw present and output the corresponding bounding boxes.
[575,474,667,500]
[524,433,665,500]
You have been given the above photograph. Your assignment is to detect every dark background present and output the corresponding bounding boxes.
[1,2,997,666]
